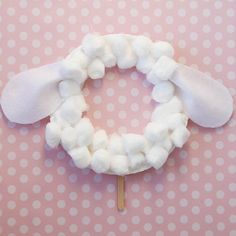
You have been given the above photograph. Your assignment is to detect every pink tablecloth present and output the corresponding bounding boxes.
[0,1,236,235]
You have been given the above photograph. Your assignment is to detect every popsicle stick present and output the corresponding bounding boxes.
[117,176,125,211]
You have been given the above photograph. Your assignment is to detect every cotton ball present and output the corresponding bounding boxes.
[67,48,90,68]
[170,126,190,148]
[45,122,61,148]
[151,81,175,103]
[110,155,129,175]
[81,33,105,58]
[143,139,153,155]
[108,134,125,155]
[144,122,168,143]
[69,146,91,169]
[132,36,153,58]
[146,70,162,85]
[73,95,88,112]
[151,96,183,122]
[152,41,174,59]
[136,56,156,74]
[61,126,77,151]
[90,129,108,152]
[117,49,137,69]
[91,149,110,173]
[167,113,188,130]
[146,146,168,169]
[128,153,146,170]
[122,133,146,154]
[76,118,94,146]
[58,80,81,98]
[158,137,173,152]
[99,45,116,68]
[87,58,105,79]
[50,110,70,129]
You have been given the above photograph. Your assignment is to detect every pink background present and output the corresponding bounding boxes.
[0,0,236,235]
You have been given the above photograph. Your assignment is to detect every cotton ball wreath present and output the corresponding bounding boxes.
[76,118,94,146]
[91,149,110,173]
[87,58,105,79]
[69,146,91,169]
[171,126,190,148]
[61,127,77,151]
[128,153,146,171]
[152,41,174,59]
[90,129,108,152]
[45,122,61,148]
[110,155,129,175]
[132,36,152,58]
[108,134,125,155]
[122,133,146,154]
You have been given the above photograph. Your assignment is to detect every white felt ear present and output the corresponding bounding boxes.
[1,62,63,124]
[171,64,233,128]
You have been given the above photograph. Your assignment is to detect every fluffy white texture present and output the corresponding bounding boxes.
[122,133,146,154]
[66,48,90,68]
[61,126,77,151]
[146,70,162,85]
[146,146,169,169]
[60,60,87,83]
[144,122,168,143]
[136,55,156,74]
[152,56,178,81]
[58,80,80,98]
[91,149,110,173]
[128,153,146,170]
[108,134,125,155]
[110,155,129,175]
[59,98,82,125]
[99,45,116,68]
[152,41,174,59]
[50,110,70,129]
[73,95,88,112]
[91,129,108,152]
[157,137,173,152]
[170,126,190,148]
[81,33,105,58]
[151,81,175,103]
[167,113,188,130]
[69,146,91,169]
[76,118,94,146]
[151,96,183,122]
[45,122,61,148]
[132,36,152,58]
[117,49,137,69]
[87,58,105,79]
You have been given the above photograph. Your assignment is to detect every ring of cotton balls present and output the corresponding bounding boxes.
[45,33,190,176]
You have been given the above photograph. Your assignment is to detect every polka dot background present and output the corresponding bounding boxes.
[0,0,236,235]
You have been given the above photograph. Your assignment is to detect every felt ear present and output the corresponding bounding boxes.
[1,62,64,124]
[171,64,233,128]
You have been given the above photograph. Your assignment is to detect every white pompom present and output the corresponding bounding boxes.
[73,95,88,112]
[58,80,80,98]
[117,49,137,69]
[144,122,168,143]
[110,155,129,175]
[99,45,116,68]
[50,110,70,129]
[76,118,94,146]
[45,122,61,148]
[136,56,156,74]
[170,126,190,148]
[132,36,153,58]
[91,149,110,173]
[108,134,125,155]
[122,133,146,154]
[146,146,168,169]
[146,70,162,85]
[81,33,105,58]
[167,113,188,130]
[87,58,105,79]
[152,41,174,59]
[61,127,77,151]
[128,153,146,170]
[151,81,175,103]
[106,35,129,57]
[158,137,173,152]
[90,129,108,152]
[69,146,91,169]
[66,47,90,68]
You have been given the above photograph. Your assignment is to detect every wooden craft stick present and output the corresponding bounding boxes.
[117,176,125,211]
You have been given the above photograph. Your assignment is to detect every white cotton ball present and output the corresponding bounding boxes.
[152,56,178,81]
[132,36,153,58]
[167,113,188,130]
[73,95,88,112]
[61,126,77,151]
[45,122,61,148]
[170,126,190,148]
[87,58,105,79]
[76,118,94,146]
[152,41,174,59]
[90,129,108,152]
[50,111,70,129]
[91,149,110,173]
[158,137,173,152]
[146,146,168,169]
[67,48,90,68]
[122,133,146,154]
[110,155,129,175]
[146,70,162,85]
[58,80,81,98]
[144,122,168,143]
[69,146,91,169]
[60,60,87,83]
[143,139,153,155]
[136,55,156,74]
[151,96,183,122]
[117,49,137,69]
[99,45,116,68]
[81,33,105,58]
[128,153,146,170]
[108,134,125,155]
[151,81,175,103]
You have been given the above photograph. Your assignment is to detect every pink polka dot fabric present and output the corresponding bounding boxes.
[0,1,236,236]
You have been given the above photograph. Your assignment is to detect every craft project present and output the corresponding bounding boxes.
[1,34,233,210]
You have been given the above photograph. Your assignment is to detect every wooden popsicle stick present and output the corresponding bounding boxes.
[117,175,125,211]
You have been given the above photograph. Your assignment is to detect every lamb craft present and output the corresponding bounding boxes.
[1,34,233,210]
